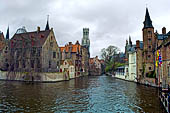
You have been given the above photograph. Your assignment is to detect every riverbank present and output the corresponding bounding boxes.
[107,73,158,87]
[0,71,85,83]
[108,73,168,112]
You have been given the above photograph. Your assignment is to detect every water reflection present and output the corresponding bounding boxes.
[0,75,166,113]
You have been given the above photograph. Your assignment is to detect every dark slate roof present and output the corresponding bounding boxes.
[157,34,168,40]
[6,26,9,40]
[128,45,136,52]
[45,20,50,30]
[11,30,51,48]
[116,66,125,69]
[143,8,153,29]
[167,31,170,35]
[119,52,125,58]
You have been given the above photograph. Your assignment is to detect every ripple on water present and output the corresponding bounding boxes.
[0,76,166,113]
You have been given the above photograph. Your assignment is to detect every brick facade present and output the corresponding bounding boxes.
[2,27,60,72]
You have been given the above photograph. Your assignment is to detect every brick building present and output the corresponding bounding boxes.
[136,40,143,82]
[135,8,170,86]
[81,28,90,75]
[142,8,156,77]
[3,21,61,72]
[155,30,170,87]
[89,56,102,76]
[60,41,82,77]
[0,28,10,71]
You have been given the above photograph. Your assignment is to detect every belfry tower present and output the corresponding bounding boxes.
[81,28,90,52]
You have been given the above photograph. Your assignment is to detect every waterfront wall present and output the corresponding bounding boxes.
[0,71,76,82]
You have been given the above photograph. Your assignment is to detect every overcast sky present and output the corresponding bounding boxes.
[0,0,170,57]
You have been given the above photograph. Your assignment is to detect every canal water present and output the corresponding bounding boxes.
[0,75,166,113]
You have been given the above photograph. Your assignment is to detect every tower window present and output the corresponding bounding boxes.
[149,46,151,49]
[149,67,152,70]
[148,31,152,37]
[148,39,151,43]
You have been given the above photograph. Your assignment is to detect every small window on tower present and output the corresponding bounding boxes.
[149,46,151,49]
[149,67,152,70]
[148,31,152,37]
[148,39,151,43]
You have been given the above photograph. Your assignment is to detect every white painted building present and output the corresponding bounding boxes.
[128,51,137,82]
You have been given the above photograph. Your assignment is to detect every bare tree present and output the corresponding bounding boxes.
[101,45,120,73]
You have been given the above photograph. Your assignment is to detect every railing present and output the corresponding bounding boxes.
[159,87,170,113]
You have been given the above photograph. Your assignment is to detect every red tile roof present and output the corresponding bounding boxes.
[60,41,81,53]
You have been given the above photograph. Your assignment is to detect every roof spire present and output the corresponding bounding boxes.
[143,8,153,29]
[6,26,9,40]
[129,35,132,46]
[45,15,50,30]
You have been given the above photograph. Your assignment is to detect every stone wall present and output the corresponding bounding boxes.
[42,31,60,72]
[0,71,70,82]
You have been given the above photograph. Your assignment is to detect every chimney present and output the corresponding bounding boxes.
[136,40,140,48]
[96,56,98,59]
[69,42,72,45]
[37,26,40,32]
[162,27,166,34]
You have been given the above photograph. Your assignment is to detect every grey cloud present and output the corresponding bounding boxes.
[0,0,170,57]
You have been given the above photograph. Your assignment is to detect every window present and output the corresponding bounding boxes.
[149,46,151,49]
[49,61,51,68]
[57,61,59,66]
[149,67,152,70]
[31,60,34,68]
[57,53,59,58]
[37,49,41,57]
[148,31,152,37]
[148,39,151,43]
[148,55,151,59]
[31,48,36,56]
[50,42,53,47]
[16,60,19,68]
[140,69,142,72]
[126,68,128,72]
[53,52,56,58]
[16,51,20,58]
[60,69,62,72]
[37,59,40,68]
[168,66,170,77]
[22,60,25,68]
